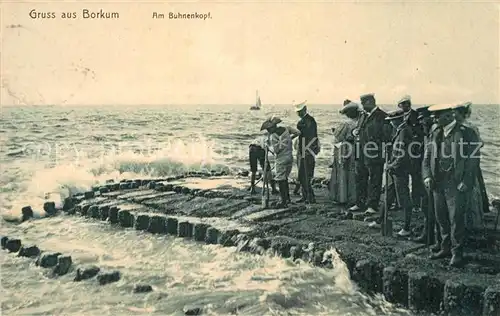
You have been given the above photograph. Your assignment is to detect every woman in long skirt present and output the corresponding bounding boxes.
[329,101,359,205]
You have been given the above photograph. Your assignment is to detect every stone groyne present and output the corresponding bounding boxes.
[7,172,500,316]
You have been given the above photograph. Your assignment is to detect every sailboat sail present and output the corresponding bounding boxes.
[250,90,261,110]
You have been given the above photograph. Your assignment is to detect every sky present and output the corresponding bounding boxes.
[1,1,499,106]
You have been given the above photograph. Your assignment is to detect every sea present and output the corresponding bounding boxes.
[1,104,499,316]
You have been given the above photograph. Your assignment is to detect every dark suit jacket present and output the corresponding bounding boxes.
[297,113,320,157]
[357,107,389,164]
[422,122,480,190]
[387,123,413,176]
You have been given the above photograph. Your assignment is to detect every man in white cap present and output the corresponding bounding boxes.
[294,100,320,204]
[349,93,390,215]
[260,116,300,208]
[422,103,480,267]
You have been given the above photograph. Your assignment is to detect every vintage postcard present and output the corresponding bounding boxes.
[1,1,499,315]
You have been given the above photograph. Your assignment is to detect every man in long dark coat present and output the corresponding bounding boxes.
[349,93,390,215]
[294,101,320,204]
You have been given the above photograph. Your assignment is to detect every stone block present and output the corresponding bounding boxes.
[74,265,100,281]
[193,224,209,242]
[174,185,183,193]
[205,227,220,244]
[53,255,72,276]
[99,186,110,194]
[166,217,178,235]
[135,214,151,231]
[408,271,430,311]
[181,187,191,195]
[36,252,61,268]
[4,238,21,253]
[444,279,484,315]
[84,191,94,199]
[18,245,41,258]
[148,215,167,234]
[89,205,100,219]
[81,204,91,216]
[133,284,153,293]
[118,210,134,228]
[108,206,120,224]
[178,221,193,238]
[21,206,34,221]
[1,236,8,248]
[97,270,121,285]
[119,183,131,190]
[483,284,500,316]
[382,266,408,306]
[43,201,57,216]
[353,259,376,293]
[99,205,110,220]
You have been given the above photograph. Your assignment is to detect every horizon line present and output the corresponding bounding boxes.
[2,103,500,108]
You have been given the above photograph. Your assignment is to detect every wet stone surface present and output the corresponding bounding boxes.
[60,175,500,316]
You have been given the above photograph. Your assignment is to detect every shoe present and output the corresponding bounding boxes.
[368,221,381,229]
[449,254,464,267]
[413,207,421,213]
[429,249,451,260]
[249,186,256,195]
[397,229,411,237]
[364,208,377,215]
[413,234,426,243]
[431,244,441,252]
[349,205,361,212]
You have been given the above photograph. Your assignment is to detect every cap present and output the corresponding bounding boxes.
[415,105,431,120]
[360,93,375,101]
[428,103,457,116]
[455,101,472,109]
[385,109,405,121]
[340,101,360,114]
[397,95,412,107]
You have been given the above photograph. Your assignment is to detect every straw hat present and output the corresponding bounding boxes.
[293,100,307,112]
[260,115,282,131]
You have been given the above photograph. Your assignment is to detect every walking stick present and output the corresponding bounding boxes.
[254,164,275,186]
[262,146,270,209]
[382,147,393,237]
[426,187,434,255]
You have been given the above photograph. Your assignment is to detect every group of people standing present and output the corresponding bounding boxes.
[329,93,489,267]
[248,101,320,208]
[247,93,488,267]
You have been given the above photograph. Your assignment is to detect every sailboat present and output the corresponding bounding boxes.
[250,90,261,110]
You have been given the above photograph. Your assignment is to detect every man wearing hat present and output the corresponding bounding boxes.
[413,105,439,246]
[398,95,419,128]
[454,102,489,227]
[260,115,300,208]
[398,95,424,212]
[422,103,480,267]
[294,100,320,204]
[349,93,389,215]
[383,109,417,237]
